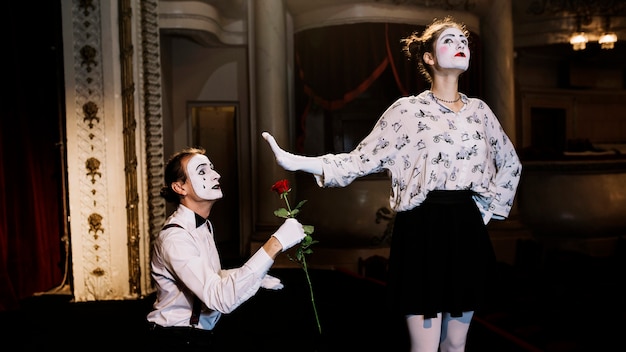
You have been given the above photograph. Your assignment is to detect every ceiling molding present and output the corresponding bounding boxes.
[159,0,247,46]
[287,2,480,34]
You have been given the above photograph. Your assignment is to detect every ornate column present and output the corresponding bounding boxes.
[480,0,516,143]
[478,0,527,246]
[61,0,159,302]
[253,0,291,228]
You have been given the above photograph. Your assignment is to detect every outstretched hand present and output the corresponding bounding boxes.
[262,132,294,170]
[262,132,323,175]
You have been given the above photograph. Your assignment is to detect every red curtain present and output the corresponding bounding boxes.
[294,22,482,152]
[0,0,66,311]
[0,118,65,312]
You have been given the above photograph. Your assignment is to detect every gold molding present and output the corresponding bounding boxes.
[140,0,168,278]
[119,0,141,297]
[85,157,102,185]
[88,213,104,239]
[82,102,100,129]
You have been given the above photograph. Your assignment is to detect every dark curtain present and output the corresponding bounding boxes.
[0,1,66,311]
[294,22,482,152]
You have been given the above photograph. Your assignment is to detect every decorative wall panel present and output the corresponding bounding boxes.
[70,0,113,300]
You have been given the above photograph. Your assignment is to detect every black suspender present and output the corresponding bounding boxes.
[161,223,183,231]
[190,297,202,326]
[161,223,202,326]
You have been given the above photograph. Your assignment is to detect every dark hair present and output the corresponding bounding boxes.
[160,147,206,204]
[401,16,469,83]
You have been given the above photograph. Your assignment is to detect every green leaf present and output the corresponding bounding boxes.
[303,225,314,235]
[294,199,308,210]
[273,208,290,218]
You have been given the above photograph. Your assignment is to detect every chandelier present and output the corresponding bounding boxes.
[569,31,588,51]
[598,16,618,49]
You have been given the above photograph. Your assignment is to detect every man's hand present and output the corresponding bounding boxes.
[260,274,284,290]
[272,218,306,252]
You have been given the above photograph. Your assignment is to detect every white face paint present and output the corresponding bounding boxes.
[186,154,223,201]
[435,27,470,71]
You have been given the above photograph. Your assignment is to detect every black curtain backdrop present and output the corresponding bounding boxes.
[294,22,482,152]
[0,1,66,311]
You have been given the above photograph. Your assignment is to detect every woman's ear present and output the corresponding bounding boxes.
[423,51,435,66]
[171,181,186,196]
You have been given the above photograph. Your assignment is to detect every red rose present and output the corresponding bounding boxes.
[269,178,321,334]
[271,179,290,195]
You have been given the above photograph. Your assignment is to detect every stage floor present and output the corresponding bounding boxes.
[2,245,624,351]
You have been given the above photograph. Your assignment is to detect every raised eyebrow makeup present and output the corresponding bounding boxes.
[195,163,208,171]
[441,34,467,41]
[440,29,467,40]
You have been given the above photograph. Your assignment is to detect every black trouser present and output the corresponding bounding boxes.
[147,323,217,351]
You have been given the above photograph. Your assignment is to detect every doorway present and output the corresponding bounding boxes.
[189,103,240,260]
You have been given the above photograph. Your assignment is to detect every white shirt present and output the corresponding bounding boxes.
[147,204,274,330]
[314,90,522,224]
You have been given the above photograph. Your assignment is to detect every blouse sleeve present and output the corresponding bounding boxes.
[314,101,405,188]
[483,103,522,220]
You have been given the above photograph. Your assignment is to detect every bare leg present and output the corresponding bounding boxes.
[440,311,473,352]
[406,313,442,352]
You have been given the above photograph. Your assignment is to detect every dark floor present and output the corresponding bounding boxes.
[0,270,522,352]
[1,239,624,351]
[479,242,626,352]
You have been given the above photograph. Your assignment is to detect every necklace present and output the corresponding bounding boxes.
[432,93,461,104]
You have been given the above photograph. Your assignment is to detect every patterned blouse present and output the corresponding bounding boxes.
[314,90,522,224]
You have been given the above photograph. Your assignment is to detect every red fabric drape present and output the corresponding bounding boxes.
[0,72,65,312]
[294,22,482,152]
[0,1,65,311]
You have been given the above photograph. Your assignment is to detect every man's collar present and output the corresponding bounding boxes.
[194,213,207,228]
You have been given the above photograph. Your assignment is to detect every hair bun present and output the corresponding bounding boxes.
[408,41,420,58]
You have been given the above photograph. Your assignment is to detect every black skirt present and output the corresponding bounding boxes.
[386,190,496,319]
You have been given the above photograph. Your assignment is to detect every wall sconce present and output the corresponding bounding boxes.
[598,32,618,49]
[569,32,588,50]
